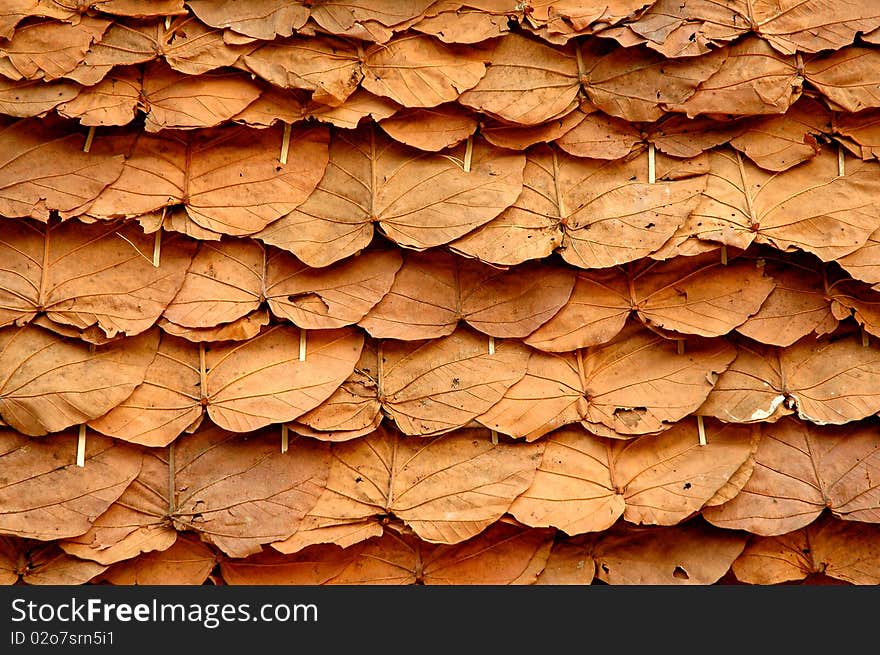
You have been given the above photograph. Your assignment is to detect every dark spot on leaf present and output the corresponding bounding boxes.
[683,482,691,490]
[673,566,689,580]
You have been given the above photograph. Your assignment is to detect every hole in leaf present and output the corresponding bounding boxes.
[673,566,689,580]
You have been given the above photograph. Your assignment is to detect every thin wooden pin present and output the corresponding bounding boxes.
[838,145,846,177]
[863,328,870,348]
[696,415,707,447]
[281,424,289,453]
[89,342,96,353]
[463,135,473,173]
[83,127,95,153]
[721,244,728,266]
[165,16,172,30]
[280,122,292,165]
[152,230,162,267]
[76,424,87,467]
[647,142,656,184]
[488,335,495,355]
[677,339,685,355]
[299,328,307,361]
[491,429,499,445]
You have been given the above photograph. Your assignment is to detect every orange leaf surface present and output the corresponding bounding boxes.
[732,516,880,585]
[509,419,756,535]
[805,48,880,113]
[0,539,107,585]
[61,425,331,560]
[378,105,478,151]
[97,534,217,585]
[0,326,158,436]
[0,430,142,540]
[703,417,880,535]
[0,218,196,338]
[359,251,574,340]
[273,426,543,548]
[187,0,309,39]
[479,325,735,440]
[0,17,109,81]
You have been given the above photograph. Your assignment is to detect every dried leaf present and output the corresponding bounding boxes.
[591,522,747,585]
[309,0,436,40]
[61,425,331,560]
[89,326,363,443]
[555,111,642,160]
[0,117,125,220]
[509,419,755,535]
[255,125,524,261]
[0,326,158,436]
[479,325,735,440]
[158,311,271,344]
[837,227,880,287]
[480,105,586,150]
[306,89,401,129]
[732,516,880,585]
[378,105,478,151]
[273,426,543,548]
[581,40,724,122]
[665,148,880,261]
[0,429,142,540]
[187,0,309,39]
[88,124,330,236]
[458,33,580,125]
[359,251,574,340]
[534,540,596,585]
[0,218,196,338]
[141,62,262,132]
[703,417,880,535]
[56,67,141,126]
[0,539,107,585]
[805,47,880,113]
[241,34,362,107]
[1,17,109,80]
[0,77,81,117]
[362,33,488,107]
[96,534,217,585]
[524,252,773,351]
[381,327,532,436]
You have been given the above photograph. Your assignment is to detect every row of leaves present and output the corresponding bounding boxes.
[4,513,877,586]
[5,120,880,277]
[6,27,880,129]
[5,289,880,442]
[2,415,878,579]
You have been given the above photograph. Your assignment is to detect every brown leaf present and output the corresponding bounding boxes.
[0,218,196,338]
[89,326,363,444]
[0,429,142,540]
[834,107,880,161]
[555,111,642,160]
[232,85,308,127]
[255,125,524,261]
[805,47,880,113]
[308,0,436,41]
[591,521,747,585]
[458,33,580,125]
[0,117,126,220]
[273,426,543,548]
[667,37,801,118]
[187,0,309,39]
[158,311,271,344]
[480,104,586,150]
[240,34,362,107]
[524,252,773,351]
[57,67,141,126]
[362,33,488,107]
[221,542,365,584]
[378,105,478,151]
[534,541,596,585]
[412,6,511,43]
[664,147,880,261]
[61,425,331,560]
[96,534,217,585]
[0,539,107,585]
[359,251,574,340]
[0,17,109,80]
[732,516,880,585]
[837,227,880,287]
[89,0,187,16]
[509,419,755,535]
[453,145,706,269]
[160,16,257,76]
[305,88,401,129]
[647,114,749,159]
[479,325,735,440]
[381,327,532,436]
[581,40,724,122]
[141,62,262,131]
[0,326,158,436]
[703,417,880,535]
[88,124,330,236]
[0,77,81,117]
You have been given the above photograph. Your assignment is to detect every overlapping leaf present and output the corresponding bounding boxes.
[0,429,142,540]
[187,0,310,39]
[0,326,158,435]
[95,534,217,585]
[60,425,331,561]
[87,124,329,236]
[254,125,525,264]
[479,324,735,440]
[88,326,363,444]
[702,417,880,535]
[0,538,107,585]
[359,250,575,340]
[272,426,543,550]
[509,420,756,535]
[0,218,196,338]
